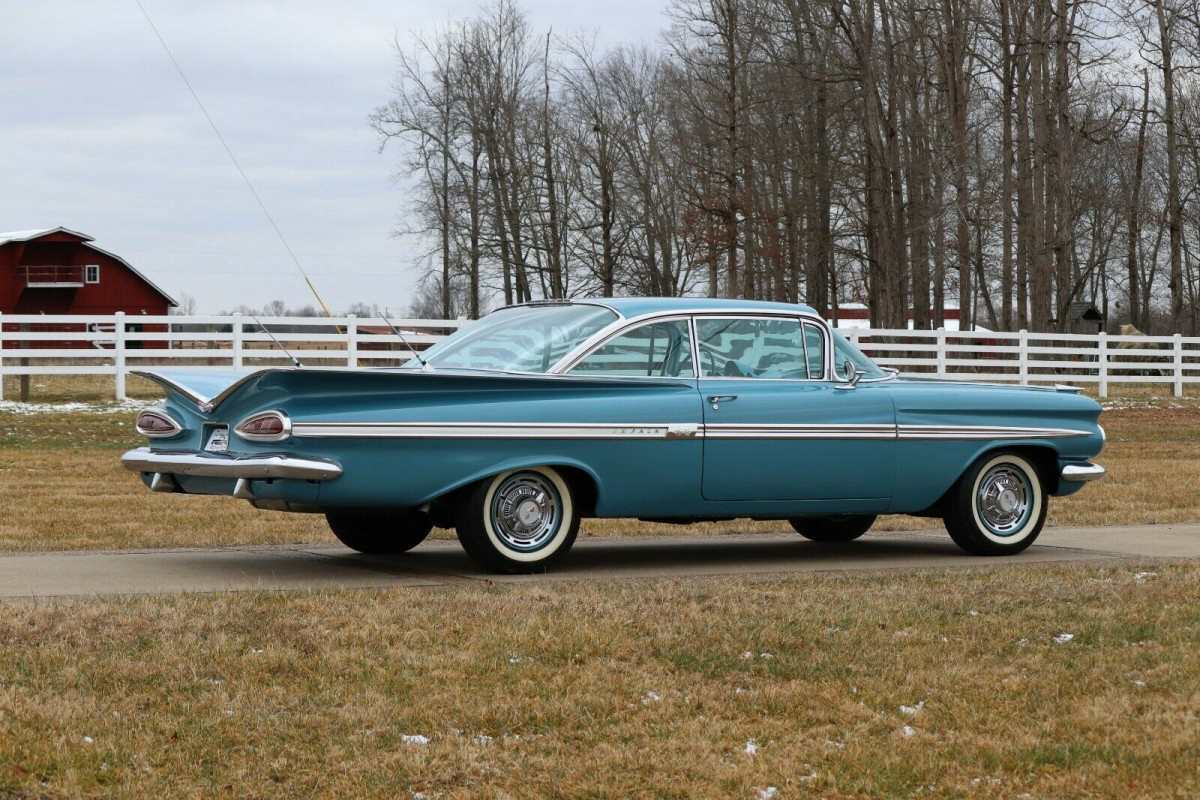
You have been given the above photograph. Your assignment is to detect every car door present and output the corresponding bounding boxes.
[695,315,896,503]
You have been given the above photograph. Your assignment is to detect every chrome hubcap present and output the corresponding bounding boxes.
[490,472,562,552]
[977,465,1032,536]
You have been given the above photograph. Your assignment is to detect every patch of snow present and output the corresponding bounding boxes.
[740,651,754,660]
[641,691,661,705]
[474,734,494,745]
[968,610,981,617]
[757,787,778,799]
[401,734,430,745]
[0,399,153,416]
[247,647,264,655]
[900,701,925,715]
[901,726,917,737]
[735,687,750,695]
[1133,679,1146,687]
[507,654,531,664]
[82,736,94,744]
[825,740,845,749]
[759,652,774,659]
[1053,633,1075,644]
[1134,571,1158,583]
[743,739,759,755]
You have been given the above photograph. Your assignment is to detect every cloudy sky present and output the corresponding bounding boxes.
[0,0,666,314]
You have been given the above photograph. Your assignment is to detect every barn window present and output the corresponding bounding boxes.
[85,265,100,284]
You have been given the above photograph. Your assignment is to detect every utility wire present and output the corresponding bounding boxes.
[134,0,338,323]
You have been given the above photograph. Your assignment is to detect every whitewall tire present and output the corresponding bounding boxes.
[455,467,580,573]
[944,451,1048,555]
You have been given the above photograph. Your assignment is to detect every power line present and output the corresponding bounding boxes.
[133,0,337,320]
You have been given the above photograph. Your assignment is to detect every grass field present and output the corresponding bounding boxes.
[0,396,1197,552]
[2,381,1198,798]
[1,563,1197,798]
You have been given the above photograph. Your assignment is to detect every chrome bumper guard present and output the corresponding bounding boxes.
[121,447,342,481]
[1061,462,1105,482]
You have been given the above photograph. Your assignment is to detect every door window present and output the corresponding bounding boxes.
[569,319,695,377]
[696,317,824,379]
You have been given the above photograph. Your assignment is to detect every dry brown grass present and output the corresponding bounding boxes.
[0,399,1197,552]
[0,562,1197,798]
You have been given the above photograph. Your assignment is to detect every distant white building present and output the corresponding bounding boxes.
[829,302,990,332]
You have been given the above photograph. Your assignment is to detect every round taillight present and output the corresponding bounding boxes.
[235,411,291,441]
[136,411,181,437]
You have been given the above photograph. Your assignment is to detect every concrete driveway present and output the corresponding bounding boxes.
[1,524,1198,599]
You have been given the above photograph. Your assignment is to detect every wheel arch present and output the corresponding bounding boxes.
[423,456,603,515]
[915,442,1062,517]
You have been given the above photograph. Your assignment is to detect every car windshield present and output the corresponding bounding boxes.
[412,304,618,372]
[831,330,892,381]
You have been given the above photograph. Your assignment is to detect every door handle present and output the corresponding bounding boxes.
[707,394,738,411]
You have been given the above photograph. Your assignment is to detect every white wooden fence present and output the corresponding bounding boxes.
[0,311,1196,401]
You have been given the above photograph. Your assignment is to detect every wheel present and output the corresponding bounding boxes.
[454,467,580,574]
[943,451,1047,555]
[789,514,876,542]
[325,508,433,554]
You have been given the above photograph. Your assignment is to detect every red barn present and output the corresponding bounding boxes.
[0,227,176,348]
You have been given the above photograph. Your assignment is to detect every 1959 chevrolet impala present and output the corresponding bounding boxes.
[122,298,1106,573]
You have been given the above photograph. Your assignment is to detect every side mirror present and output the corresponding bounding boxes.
[842,359,854,380]
[835,365,867,390]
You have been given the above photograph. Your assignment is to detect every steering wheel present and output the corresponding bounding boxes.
[723,359,748,378]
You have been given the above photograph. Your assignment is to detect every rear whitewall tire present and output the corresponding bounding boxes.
[456,466,580,573]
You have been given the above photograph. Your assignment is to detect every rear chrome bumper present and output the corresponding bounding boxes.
[1061,462,1106,482]
[121,447,342,481]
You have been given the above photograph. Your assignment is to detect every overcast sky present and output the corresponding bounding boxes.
[0,0,666,314]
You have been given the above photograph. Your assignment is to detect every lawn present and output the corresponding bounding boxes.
[0,396,1197,552]
[0,563,1196,798]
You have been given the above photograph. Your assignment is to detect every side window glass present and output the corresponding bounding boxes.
[695,317,814,378]
[803,323,826,379]
[569,320,695,378]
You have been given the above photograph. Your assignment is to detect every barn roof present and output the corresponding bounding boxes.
[0,226,93,247]
[0,227,177,307]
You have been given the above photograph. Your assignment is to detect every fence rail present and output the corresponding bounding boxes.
[0,312,1197,401]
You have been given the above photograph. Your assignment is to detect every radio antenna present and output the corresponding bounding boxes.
[250,315,302,368]
[376,306,431,371]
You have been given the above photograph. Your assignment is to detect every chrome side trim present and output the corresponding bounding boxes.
[291,422,685,440]
[122,447,342,480]
[1061,462,1106,482]
[898,425,1090,440]
[288,420,1092,442]
[704,424,896,440]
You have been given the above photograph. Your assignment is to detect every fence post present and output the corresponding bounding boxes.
[231,312,244,370]
[346,314,358,367]
[1018,330,1029,386]
[1174,333,1184,398]
[936,327,947,378]
[114,311,126,401]
[1097,331,1108,398]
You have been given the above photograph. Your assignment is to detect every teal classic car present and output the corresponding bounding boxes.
[123,298,1106,573]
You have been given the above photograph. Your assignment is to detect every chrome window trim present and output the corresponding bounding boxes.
[234,410,293,442]
[689,313,834,382]
[557,314,698,378]
[551,308,835,380]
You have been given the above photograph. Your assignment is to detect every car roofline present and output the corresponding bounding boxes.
[546,306,834,377]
